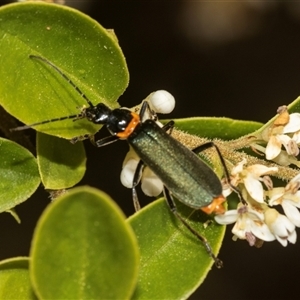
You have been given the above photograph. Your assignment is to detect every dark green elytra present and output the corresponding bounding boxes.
[128,119,223,209]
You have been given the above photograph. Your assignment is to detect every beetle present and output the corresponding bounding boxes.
[12,55,240,267]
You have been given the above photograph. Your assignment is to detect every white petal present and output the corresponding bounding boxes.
[270,215,295,237]
[292,131,300,143]
[141,167,163,196]
[276,236,288,247]
[282,201,300,227]
[276,134,291,146]
[286,192,300,208]
[214,210,238,225]
[283,113,300,133]
[244,175,264,203]
[288,230,297,244]
[283,215,296,233]
[247,165,278,177]
[265,136,282,160]
[231,217,248,239]
[231,226,246,240]
[120,159,139,188]
[245,206,265,221]
[250,222,275,242]
[231,159,246,175]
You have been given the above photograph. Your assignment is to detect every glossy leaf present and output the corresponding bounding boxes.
[0,257,37,300]
[128,199,225,299]
[37,132,86,189]
[0,2,129,139]
[0,138,40,212]
[30,186,139,299]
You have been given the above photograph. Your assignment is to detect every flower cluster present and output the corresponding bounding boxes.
[215,159,299,247]
[255,105,300,167]
[216,107,300,247]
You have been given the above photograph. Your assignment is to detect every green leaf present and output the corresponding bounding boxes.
[30,186,139,299]
[172,117,263,139]
[0,257,37,300]
[37,132,86,189]
[0,138,40,212]
[129,199,225,299]
[0,2,129,139]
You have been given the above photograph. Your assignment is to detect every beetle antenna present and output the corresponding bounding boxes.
[10,113,81,131]
[29,55,94,108]
[11,55,95,131]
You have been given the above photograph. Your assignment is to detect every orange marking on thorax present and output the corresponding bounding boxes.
[117,112,140,139]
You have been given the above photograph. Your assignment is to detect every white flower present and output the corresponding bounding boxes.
[264,208,297,246]
[265,111,300,160]
[120,148,163,197]
[135,90,175,123]
[268,173,300,227]
[265,134,295,160]
[283,113,300,134]
[215,203,275,245]
[229,159,278,203]
[147,90,175,114]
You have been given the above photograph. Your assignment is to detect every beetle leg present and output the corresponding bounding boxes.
[93,135,120,147]
[132,159,145,211]
[161,120,175,134]
[163,186,223,268]
[139,100,157,121]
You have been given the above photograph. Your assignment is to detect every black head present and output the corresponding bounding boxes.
[84,103,137,136]
[84,103,112,124]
